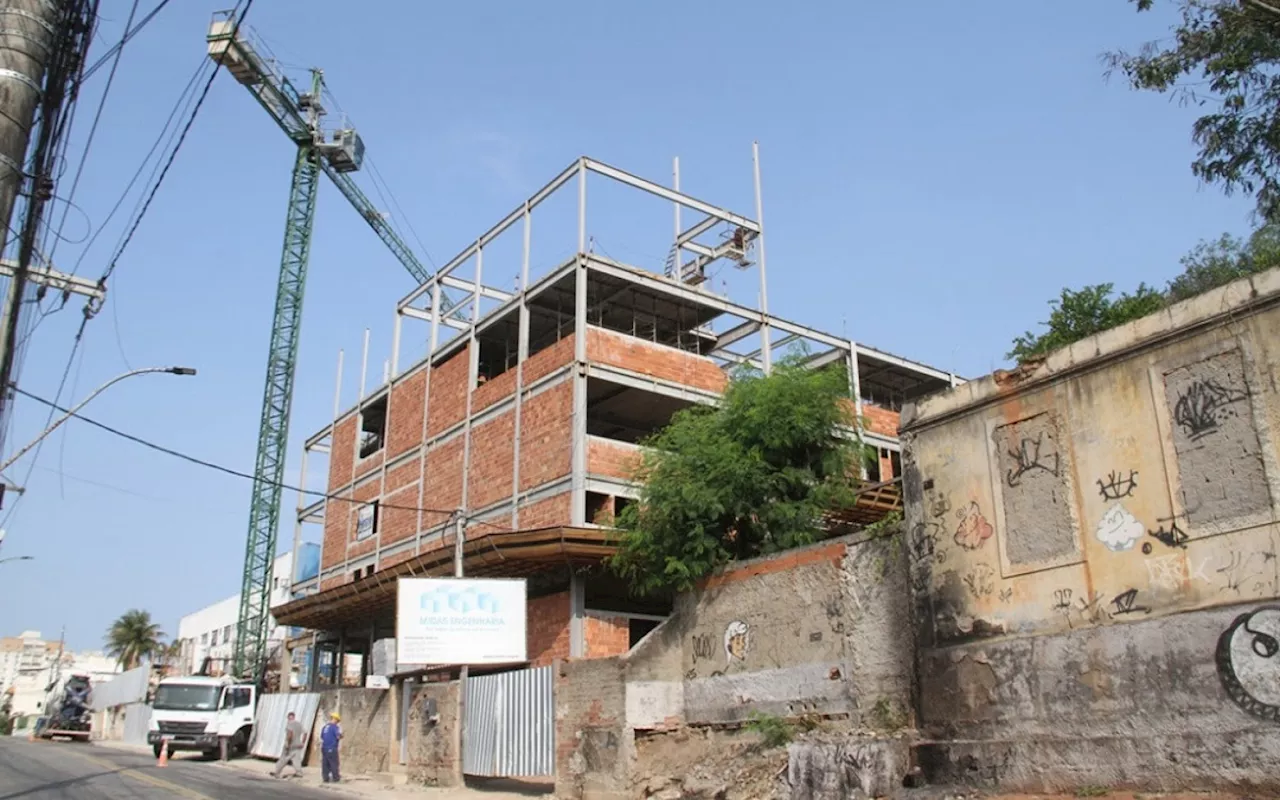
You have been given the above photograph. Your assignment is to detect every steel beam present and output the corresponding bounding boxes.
[583,158,760,232]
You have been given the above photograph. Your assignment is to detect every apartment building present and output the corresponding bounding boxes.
[174,545,319,680]
[273,156,956,685]
[0,631,119,718]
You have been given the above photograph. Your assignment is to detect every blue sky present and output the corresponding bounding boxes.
[0,1,1255,652]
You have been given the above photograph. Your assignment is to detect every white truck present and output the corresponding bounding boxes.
[146,674,256,760]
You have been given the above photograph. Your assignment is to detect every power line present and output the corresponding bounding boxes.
[98,0,257,287]
[79,0,174,83]
[11,384,462,519]
[46,0,143,268]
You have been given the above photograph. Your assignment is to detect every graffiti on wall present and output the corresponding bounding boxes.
[1147,521,1189,551]
[1110,588,1150,616]
[1097,470,1138,500]
[724,620,750,666]
[962,564,996,599]
[1216,606,1280,721]
[1096,504,1145,552]
[953,501,994,551]
[1005,433,1061,487]
[691,633,715,663]
[1145,555,1183,591]
[1173,379,1248,441]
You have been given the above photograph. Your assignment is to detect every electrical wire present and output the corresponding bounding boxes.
[97,0,257,287]
[366,156,437,269]
[46,0,142,268]
[79,0,173,83]
[3,6,242,522]
[12,384,465,519]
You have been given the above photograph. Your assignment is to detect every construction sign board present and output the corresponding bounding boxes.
[396,578,528,666]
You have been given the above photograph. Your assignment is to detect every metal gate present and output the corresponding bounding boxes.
[462,665,554,777]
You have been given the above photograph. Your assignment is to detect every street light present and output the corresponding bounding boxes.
[0,555,32,565]
[0,366,197,473]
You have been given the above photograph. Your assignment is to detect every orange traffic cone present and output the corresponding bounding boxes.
[157,742,169,768]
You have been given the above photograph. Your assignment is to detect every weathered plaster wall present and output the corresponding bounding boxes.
[312,688,392,775]
[900,268,1280,792]
[620,531,913,732]
[406,680,460,787]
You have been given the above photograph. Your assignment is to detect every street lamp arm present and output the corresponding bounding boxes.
[0,555,32,565]
[0,366,196,474]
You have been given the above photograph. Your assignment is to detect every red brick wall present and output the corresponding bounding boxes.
[587,438,640,481]
[423,437,464,516]
[379,484,418,548]
[584,613,630,658]
[329,417,357,489]
[353,445,383,480]
[524,335,574,385]
[586,327,726,393]
[388,368,427,458]
[428,346,469,437]
[473,367,516,415]
[519,492,572,529]
[862,403,900,438]
[519,382,572,491]
[468,411,515,509]
[322,492,351,570]
[381,550,417,570]
[528,591,571,666]
[385,460,418,494]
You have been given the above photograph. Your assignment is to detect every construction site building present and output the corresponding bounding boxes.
[273,155,957,685]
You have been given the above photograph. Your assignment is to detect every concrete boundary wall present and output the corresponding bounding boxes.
[900,267,1280,793]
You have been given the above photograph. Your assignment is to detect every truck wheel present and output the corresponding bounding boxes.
[152,743,164,759]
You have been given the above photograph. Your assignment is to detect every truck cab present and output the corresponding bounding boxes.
[147,675,256,760]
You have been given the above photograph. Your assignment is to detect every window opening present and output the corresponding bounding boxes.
[359,397,388,458]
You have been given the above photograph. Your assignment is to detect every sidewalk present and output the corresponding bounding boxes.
[92,739,546,800]
[222,752,545,800]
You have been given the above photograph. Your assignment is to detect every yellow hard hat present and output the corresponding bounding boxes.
[330,712,340,721]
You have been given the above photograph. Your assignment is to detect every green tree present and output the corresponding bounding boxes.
[1009,223,1280,362]
[1167,223,1280,301]
[610,357,863,593]
[105,610,163,670]
[1007,283,1165,362]
[1108,1,1280,220]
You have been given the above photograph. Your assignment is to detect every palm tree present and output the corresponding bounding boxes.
[105,610,163,670]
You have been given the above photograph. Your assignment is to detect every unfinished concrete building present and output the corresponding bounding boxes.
[274,155,956,687]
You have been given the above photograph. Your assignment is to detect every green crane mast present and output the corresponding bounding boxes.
[206,11,431,683]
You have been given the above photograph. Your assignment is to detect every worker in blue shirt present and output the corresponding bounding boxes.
[319,712,343,783]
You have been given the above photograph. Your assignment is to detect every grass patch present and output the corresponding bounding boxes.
[745,711,794,748]
[1074,787,1109,798]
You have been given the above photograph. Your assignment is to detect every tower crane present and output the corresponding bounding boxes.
[206,11,432,683]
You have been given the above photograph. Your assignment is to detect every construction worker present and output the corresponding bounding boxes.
[271,711,306,779]
[320,711,343,783]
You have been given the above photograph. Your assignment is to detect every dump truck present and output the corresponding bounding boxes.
[34,672,92,742]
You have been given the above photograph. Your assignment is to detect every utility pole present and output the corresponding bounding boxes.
[0,0,57,242]
[0,0,80,453]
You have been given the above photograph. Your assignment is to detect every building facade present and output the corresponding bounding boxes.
[0,631,119,719]
[274,156,955,685]
[174,545,319,679]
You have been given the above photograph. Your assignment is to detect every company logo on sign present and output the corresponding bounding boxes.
[419,587,501,615]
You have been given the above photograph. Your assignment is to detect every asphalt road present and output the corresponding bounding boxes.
[0,738,334,800]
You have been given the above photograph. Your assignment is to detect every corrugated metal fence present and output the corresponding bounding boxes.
[91,665,149,710]
[462,665,553,777]
[121,702,151,746]
[251,693,321,759]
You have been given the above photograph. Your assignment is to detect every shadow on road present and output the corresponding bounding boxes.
[0,769,126,800]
